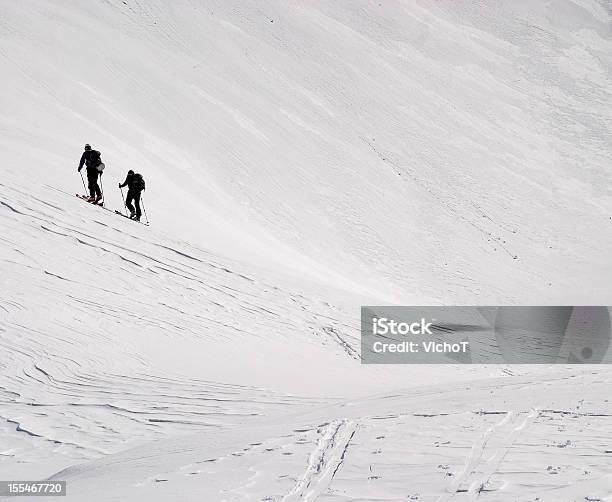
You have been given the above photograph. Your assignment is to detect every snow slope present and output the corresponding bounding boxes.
[1,0,612,501]
[2,0,611,302]
[44,367,612,502]
[1,169,496,481]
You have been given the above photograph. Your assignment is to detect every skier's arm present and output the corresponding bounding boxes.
[78,152,86,171]
[119,175,129,188]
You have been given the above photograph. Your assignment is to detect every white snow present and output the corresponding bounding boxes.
[1,0,611,500]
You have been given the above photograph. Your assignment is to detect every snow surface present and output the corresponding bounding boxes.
[1,0,611,500]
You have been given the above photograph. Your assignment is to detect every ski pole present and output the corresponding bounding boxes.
[79,171,87,193]
[119,186,128,216]
[141,194,150,225]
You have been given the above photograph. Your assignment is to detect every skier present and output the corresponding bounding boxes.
[77,144,103,203]
[119,170,145,221]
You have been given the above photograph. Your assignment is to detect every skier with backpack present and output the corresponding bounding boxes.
[77,144,104,203]
[119,170,145,221]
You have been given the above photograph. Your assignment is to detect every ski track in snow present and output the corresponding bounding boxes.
[281,419,358,502]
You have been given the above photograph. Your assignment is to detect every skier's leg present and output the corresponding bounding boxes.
[94,178,102,201]
[87,172,96,199]
[134,192,142,220]
[125,191,136,217]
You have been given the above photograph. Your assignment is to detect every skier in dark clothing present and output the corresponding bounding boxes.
[78,144,103,203]
[119,170,145,221]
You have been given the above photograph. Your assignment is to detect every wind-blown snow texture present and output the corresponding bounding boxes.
[1,1,611,501]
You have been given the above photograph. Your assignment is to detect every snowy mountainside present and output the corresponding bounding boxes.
[35,366,612,501]
[0,171,490,481]
[1,0,612,501]
[1,0,611,302]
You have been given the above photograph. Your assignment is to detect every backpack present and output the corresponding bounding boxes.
[132,173,145,191]
[89,150,101,168]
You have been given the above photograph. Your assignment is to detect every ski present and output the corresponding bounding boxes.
[75,194,103,205]
[74,193,149,226]
[114,210,150,226]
